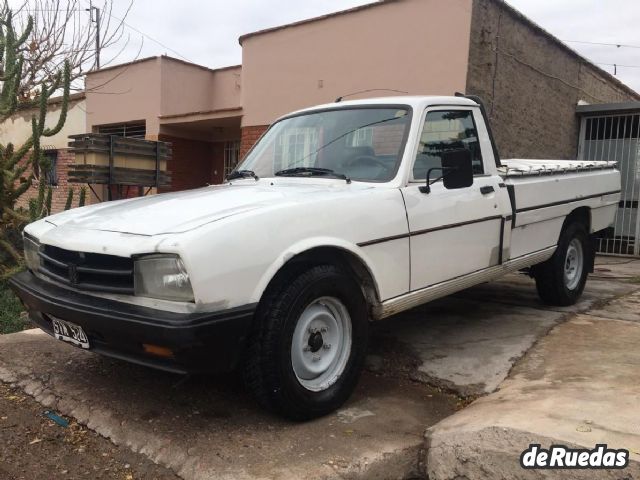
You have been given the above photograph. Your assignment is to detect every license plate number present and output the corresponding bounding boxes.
[51,317,90,349]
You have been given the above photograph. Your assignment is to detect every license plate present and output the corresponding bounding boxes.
[50,316,90,349]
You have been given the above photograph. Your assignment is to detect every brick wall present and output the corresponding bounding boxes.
[240,125,269,159]
[15,149,94,215]
[158,135,225,192]
[466,0,640,159]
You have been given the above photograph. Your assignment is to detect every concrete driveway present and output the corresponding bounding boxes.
[372,261,636,398]
[1,259,638,479]
[425,258,640,479]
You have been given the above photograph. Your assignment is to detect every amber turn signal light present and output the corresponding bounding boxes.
[142,343,174,358]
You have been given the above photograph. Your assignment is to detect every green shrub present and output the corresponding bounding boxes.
[0,281,27,334]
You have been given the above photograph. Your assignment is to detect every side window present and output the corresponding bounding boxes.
[412,110,483,181]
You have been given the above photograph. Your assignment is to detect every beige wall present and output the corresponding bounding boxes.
[160,63,241,115]
[160,60,211,117]
[0,97,86,149]
[240,0,473,126]
[208,67,242,111]
[86,57,242,137]
[86,57,162,135]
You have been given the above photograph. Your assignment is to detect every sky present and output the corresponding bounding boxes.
[21,0,640,93]
[506,0,640,92]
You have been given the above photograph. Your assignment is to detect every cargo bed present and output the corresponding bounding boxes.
[499,159,620,258]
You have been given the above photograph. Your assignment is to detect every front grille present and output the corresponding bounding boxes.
[38,245,134,294]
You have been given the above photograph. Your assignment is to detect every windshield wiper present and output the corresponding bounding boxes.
[227,169,259,181]
[275,167,351,183]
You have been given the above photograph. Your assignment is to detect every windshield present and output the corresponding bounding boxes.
[235,106,412,182]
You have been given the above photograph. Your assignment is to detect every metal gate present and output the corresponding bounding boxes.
[578,109,640,256]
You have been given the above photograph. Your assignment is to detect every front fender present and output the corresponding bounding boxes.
[179,186,410,312]
[250,236,382,305]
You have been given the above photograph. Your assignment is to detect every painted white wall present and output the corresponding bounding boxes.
[0,97,86,149]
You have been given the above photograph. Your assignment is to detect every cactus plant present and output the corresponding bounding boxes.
[0,4,71,273]
[64,188,73,211]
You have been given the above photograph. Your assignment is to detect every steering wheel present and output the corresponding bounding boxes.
[343,155,389,170]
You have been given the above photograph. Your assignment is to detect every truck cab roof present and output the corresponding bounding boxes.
[280,95,479,120]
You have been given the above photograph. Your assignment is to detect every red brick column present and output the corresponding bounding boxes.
[240,125,269,159]
[50,149,93,213]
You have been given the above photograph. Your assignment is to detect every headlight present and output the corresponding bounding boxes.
[24,235,42,272]
[134,255,194,302]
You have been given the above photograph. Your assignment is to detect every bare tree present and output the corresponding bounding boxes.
[8,0,134,94]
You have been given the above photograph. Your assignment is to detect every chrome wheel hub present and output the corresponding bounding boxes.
[564,238,584,290]
[291,296,352,392]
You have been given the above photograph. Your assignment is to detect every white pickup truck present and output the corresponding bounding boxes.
[11,95,620,420]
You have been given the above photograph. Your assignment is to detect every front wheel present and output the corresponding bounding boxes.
[533,222,590,306]
[244,264,369,420]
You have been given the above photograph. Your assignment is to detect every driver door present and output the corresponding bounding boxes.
[401,107,504,291]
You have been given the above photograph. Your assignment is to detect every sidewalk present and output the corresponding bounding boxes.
[0,329,457,480]
[425,258,640,480]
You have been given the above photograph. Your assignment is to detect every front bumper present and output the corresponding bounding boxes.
[9,270,256,374]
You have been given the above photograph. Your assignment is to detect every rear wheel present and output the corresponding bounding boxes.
[244,264,368,420]
[533,222,590,306]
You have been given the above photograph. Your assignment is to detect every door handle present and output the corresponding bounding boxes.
[480,185,495,195]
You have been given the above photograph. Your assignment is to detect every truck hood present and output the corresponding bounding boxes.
[46,180,368,236]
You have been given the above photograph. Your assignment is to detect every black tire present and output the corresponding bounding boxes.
[533,222,590,306]
[244,264,369,421]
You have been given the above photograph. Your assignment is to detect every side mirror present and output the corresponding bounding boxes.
[419,149,474,193]
[442,149,474,190]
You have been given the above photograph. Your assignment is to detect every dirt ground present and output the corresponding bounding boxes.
[0,383,179,480]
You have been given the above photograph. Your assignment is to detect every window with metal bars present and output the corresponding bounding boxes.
[43,150,58,186]
[95,121,146,138]
[224,140,240,178]
[347,127,373,147]
[34,149,58,186]
[275,127,319,172]
[580,113,640,256]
